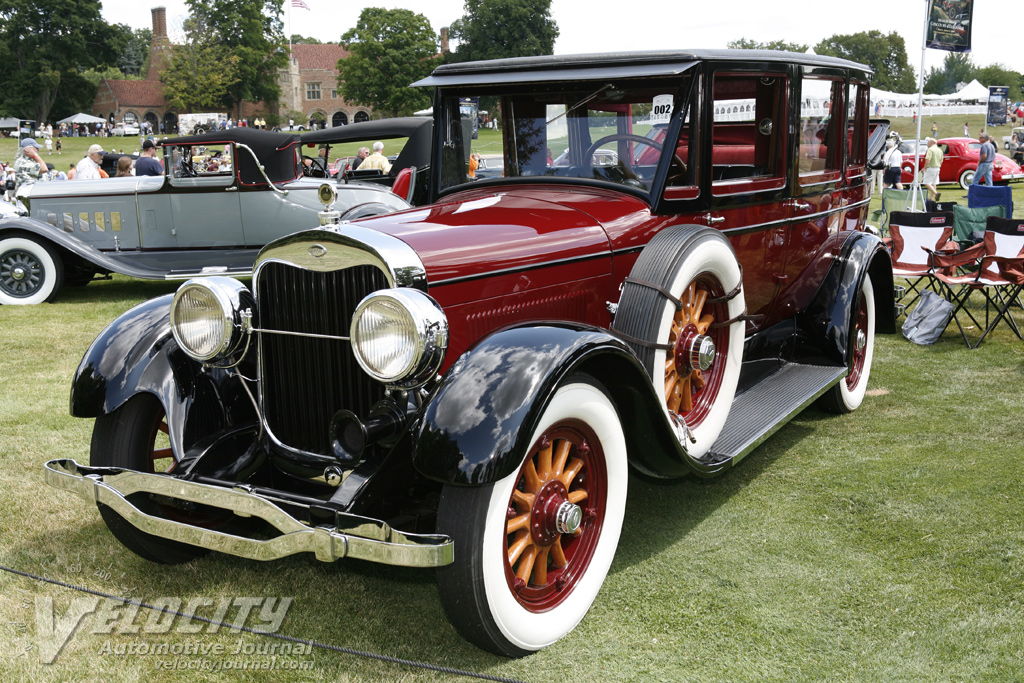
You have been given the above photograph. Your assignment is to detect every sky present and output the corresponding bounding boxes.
[99,0,1021,89]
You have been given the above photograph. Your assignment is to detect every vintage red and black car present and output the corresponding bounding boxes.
[46,50,894,656]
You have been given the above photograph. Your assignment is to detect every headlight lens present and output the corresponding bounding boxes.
[170,277,253,362]
[351,289,448,387]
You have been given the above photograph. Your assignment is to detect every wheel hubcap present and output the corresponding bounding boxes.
[504,427,605,610]
[1,250,43,297]
[665,280,728,424]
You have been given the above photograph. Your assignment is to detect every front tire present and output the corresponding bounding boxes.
[613,226,745,459]
[436,378,627,656]
[818,276,875,414]
[0,236,64,305]
[91,395,215,564]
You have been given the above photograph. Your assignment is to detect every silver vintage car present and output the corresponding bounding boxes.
[0,120,432,305]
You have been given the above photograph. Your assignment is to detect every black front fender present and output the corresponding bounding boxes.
[413,323,694,487]
[70,294,256,459]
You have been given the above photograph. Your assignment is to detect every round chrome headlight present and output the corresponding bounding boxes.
[170,277,254,362]
[350,289,448,387]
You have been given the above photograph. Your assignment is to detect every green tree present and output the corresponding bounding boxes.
[0,0,126,122]
[448,0,558,62]
[161,15,240,112]
[186,0,287,118]
[974,64,1024,99]
[338,8,440,118]
[290,34,323,44]
[924,53,973,94]
[815,31,916,92]
[727,38,808,53]
[118,26,152,77]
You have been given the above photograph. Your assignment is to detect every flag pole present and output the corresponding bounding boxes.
[911,0,928,211]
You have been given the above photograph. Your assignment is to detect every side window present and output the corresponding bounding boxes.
[168,144,234,184]
[846,82,869,177]
[711,73,787,196]
[799,76,843,184]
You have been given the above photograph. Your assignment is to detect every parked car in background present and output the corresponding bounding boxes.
[899,137,1024,189]
[110,121,141,137]
[0,126,418,305]
[1001,126,1024,149]
[45,49,894,657]
[472,153,504,178]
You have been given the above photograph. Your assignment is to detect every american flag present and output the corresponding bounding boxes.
[292,0,310,9]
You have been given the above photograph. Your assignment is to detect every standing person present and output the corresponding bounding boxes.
[973,132,995,186]
[44,136,52,155]
[359,141,391,173]
[931,121,938,139]
[55,137,61,155]
[882,138,903,189]
[922,137,943,202]
[964,121,969,137]
[74,144,105,180]
[13,138,48,195]
[135,139,163,176]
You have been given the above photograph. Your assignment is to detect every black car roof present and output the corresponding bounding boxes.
[160,128,301,185]
[413,49,871,87]
[300,117,433,177]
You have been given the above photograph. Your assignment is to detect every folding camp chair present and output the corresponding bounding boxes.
[886,211,956,309]
[934,216,1024,348]
[877,187,928,237]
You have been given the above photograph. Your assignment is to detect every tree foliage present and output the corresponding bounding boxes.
[117,26,152,77]
[974,64,1023,99]
[161,15,240,112]
[815,31,916,92]
[185,0,287,117]
[924,53,974,94]
[338,8,440,118]
[727,38,808,53]
[0,0,127,122]
[448,0,558,63]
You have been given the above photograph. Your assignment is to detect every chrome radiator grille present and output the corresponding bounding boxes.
[256,262,389,456]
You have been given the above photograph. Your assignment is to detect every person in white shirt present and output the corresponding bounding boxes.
[882,139,903,190]
[75,144,105,180]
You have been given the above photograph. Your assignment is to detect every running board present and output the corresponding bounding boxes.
[702,363,846,468]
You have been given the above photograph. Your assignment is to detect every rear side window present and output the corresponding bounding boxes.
[710,73,788,196]
[846,81,869,177]
[799,76,843,184]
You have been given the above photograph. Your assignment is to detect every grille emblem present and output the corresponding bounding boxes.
[308,244,327,258]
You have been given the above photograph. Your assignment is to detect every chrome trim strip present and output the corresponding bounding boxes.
[44,459,453,568]
[253,226,428,292]
[719,197,871,236]
[251,327,350,342]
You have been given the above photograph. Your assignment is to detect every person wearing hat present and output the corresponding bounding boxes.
[13,138,48,194]
[135,139,164,176]
[359,141,391,173]
[75,144,105,180]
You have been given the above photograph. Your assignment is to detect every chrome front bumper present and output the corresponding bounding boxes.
[44,459,453,567]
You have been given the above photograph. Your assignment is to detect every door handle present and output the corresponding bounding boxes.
[787,201,811,211]
[225,186,238,192]
[702,213,724,225]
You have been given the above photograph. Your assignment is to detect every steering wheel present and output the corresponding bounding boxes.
[302,156,328,178]
[584,133,687,183]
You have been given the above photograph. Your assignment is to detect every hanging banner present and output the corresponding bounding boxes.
[987,87,1009,128]
[926,0,973,53]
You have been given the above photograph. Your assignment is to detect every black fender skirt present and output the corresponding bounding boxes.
[413,323,694,486]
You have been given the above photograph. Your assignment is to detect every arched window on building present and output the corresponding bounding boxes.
[354,111,369,123]
[332,112,348,127]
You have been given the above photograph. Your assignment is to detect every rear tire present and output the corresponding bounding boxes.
[818,276,875,414]
[959,168,975,190]
[436,377,627,656]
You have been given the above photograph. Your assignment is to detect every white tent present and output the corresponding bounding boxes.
[56,112,105,125]
[924,79,989,102]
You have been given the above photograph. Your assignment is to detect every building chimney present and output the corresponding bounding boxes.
[152,6,167,39]
[440,27,449,55]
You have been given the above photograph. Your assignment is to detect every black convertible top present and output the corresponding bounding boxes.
[300,117,433,177]
[160,128,301,185]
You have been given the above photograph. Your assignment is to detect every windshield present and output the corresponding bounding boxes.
[437,77,692,195]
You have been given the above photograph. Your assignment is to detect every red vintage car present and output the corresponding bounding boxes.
[900,136,1024,189]
[46,50,894,657]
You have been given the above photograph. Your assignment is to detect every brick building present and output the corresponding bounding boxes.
[92,6,370,132]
